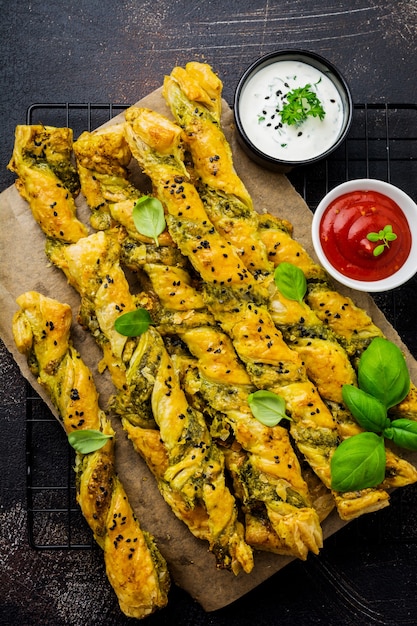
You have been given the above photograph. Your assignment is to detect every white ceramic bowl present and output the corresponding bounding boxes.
[234,49,353,171]
[311,179,417,292]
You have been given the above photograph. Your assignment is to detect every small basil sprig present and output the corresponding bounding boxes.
[114,308,152,337]
[248,390,288,427]
[68,429,112,454]
[366,225,397,257]
[274,262,307,304]
[331,337,413,492]
[133,195,166,246]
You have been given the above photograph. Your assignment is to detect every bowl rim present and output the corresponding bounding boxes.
[311,178,417,292]
[233,48,353,168]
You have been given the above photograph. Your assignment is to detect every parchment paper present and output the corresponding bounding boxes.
[1,88,417,612]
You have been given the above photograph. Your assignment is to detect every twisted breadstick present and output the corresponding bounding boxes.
[20,198,252,573]
[124,105,407,521]
[175,326,324,559]
[72,126,325,559]
[257,210,417,421]
[163,62,272,277]
[12,291,169,619]
[121,325,254,574]
[46,229,143,396]
[162,64,417,503]
[7,125,88,243]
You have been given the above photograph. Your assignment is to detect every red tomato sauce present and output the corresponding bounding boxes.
[319,190,411,281]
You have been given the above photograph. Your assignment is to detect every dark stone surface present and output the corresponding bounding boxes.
[1,1,417,624]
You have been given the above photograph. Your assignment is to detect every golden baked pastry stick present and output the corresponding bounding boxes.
[7,125,88,243]
[75,118,412,510]
[74,123,137,231]
[72,129,325,558]
[163,65,358,408]
[12,291,169,620]
[163,62,272,277]
[124,106,392,521]
[6,124,251,571]
[120,326,254,575]
[257,211,417,420]
[45,232,253,574]
[73,125,215,335]
[174,326,325,559]
[46,230,142,397]
[257,212,384,359]
[163,69,417,478]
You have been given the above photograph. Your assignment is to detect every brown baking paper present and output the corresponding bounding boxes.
[1,88,417,612]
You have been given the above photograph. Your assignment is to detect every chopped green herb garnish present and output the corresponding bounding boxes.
[280,83,325,126]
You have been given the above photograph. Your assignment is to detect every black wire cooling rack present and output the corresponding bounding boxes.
[25,102,417,550]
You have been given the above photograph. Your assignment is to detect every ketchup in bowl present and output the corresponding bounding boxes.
[312,179,417,293]
[320,190,411,281]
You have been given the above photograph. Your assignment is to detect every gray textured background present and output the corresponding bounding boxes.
[1,1,417,624]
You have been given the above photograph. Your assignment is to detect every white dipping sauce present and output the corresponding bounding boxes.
[238,60,345,162]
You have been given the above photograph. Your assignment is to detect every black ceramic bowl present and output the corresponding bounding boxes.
[234,49,353,172]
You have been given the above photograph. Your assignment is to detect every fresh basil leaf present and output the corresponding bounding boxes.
[330,432,386,492]
[132,195,166,246]
[114,308,152,336]
[342,385,390,433]
[384,418,417,451]
[248,390,288,427]
[373,244,385,257]
[68,429,112,454]
[358,337,410,409]
[274,262,307,304]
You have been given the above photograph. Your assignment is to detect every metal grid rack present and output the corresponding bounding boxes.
[25,102,417,550]
[26,382,96,549]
